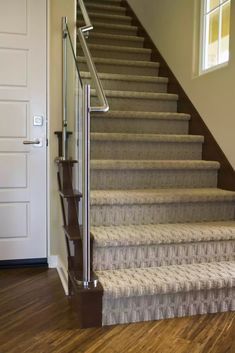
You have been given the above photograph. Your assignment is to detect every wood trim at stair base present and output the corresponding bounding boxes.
[125,1,235,191]
[70,275,104,328]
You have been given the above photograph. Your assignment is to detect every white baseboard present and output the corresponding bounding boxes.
[48,255,68,295]
[57,255,69,295]
[48,255,58,268]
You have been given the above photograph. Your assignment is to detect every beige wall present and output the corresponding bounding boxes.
[49,0,76,270]
[127,0,235,168]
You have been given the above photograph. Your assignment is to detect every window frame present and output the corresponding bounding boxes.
[200,0,231,74]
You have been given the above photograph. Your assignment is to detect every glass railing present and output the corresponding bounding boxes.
[61,1,109,287]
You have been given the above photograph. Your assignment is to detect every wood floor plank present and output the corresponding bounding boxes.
[0,268,234,353]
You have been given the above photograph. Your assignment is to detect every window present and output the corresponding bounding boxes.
[201,0,231,71]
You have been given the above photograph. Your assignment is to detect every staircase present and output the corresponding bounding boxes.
[75,0,235,326]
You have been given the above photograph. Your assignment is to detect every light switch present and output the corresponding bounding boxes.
[33,116,43,126]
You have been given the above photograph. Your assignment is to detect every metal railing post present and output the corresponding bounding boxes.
[62,17,68,160]
[82,84,91,286]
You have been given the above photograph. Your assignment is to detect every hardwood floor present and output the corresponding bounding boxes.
[0,268,234,353]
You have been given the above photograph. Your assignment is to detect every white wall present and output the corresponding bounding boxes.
[127,0,235,168]
[49,0,76,275]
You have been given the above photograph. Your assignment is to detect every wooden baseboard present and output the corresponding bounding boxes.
[125,1,235,191]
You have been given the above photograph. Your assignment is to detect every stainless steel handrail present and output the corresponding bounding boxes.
[77,0,109,113]
[78,0,93,33]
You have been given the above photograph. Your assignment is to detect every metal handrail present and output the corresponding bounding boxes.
[77,0,109,113]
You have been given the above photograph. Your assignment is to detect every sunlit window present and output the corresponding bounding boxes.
[201,0,231,71]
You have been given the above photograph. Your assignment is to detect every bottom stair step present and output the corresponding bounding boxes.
[96,261,235,325]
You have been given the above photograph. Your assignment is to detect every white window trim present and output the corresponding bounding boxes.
[200,0,230,74]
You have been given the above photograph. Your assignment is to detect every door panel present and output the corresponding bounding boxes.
[0,0,47,260]
[0,101,28,138]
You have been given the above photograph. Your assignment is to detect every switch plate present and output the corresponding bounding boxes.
[33,115,43,126]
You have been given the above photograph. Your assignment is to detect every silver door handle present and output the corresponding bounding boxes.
[23,139,40,145]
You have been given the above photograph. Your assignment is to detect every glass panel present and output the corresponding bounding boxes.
[207,0,219,12]
[220,1,230,63]
[205,9,219,69]
[65,22,82,161]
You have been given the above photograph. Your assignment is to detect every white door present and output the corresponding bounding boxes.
[0,0,47,261]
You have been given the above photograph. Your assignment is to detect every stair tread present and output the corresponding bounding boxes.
[81,71,168,83]
[91,221,235,247]
[79,43,151,53]
[91,110,190,120]
[89,32,145,42]
[91,132,203,142]
[90,188,235,205]
[96,261,235,298]
[77,21,138,32]
[83,2,126,12]
[91,160,220,170]
[78,56,160,68]
[91,89,178,100]
[78,11,132,21]
[84,0,122,2]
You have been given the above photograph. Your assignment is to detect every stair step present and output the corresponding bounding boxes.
[87,32,145,48]
[78,43,152,61]
[82,71,168,93]
[77,21,138,36]
[77,57,160,76]
[90,188,235,226]
[91,111,190,134]
[84,0,123,5]
[97,261,235,325]
[91,89,178,112]
[81,2,127,15]
[77,12,133,25]
[92,221,235,270]
[91,133,203,160]
[92,221,235,247]
[90,160,219,189]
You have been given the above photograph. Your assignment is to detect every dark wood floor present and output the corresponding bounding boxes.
[0,268,234,353]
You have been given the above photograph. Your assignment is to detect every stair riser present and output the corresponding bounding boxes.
[81,5,127,16]
[78,61,159,77]
[88,35,144,48]
[84,77,167,93]
[91,169,218,190]
[91,117,189,134]
[93,240,235,270]
[102,287,235,325]
[91,201,235,226]
[92,95,177,112]
[91,141,202,160]
[77,14,132,25]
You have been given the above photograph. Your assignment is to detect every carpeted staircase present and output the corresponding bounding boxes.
[78,0,235,326]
